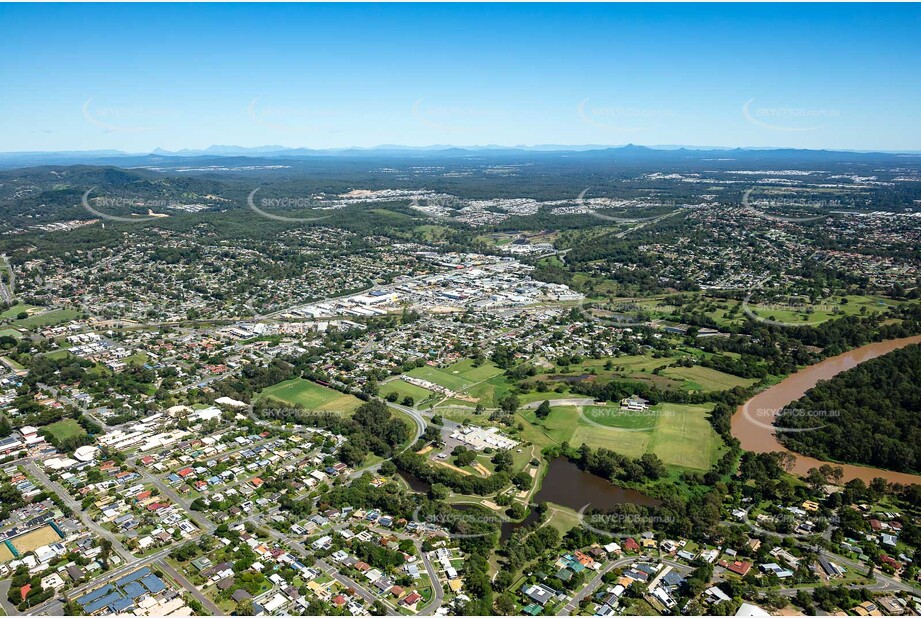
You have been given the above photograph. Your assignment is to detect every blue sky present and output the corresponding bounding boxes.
[2,3,920,152]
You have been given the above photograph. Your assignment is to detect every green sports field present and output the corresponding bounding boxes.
[405,359,506,394]
[0,303,40,320]
[582,405,660,430]
[380,380,435,403]
[519,402,722,471]
[405,366,475,392]
[43,418,87,442]
[257,378,362,414]
[11,308,80,329]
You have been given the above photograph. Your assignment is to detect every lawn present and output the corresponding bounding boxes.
[0,356,25,371]
[465,375,514,407]
[0,328,21,339]
[519,406,582,445]
[43,418,87,442]
[0,303,39,320]
[661,365,757,392]
[582,405,659,430]
[405,359,506,397]
[11,308,80,329]
[715,294,899,328]
[257,378,362,414]
[570,424,649,459]
[406,366,475,392]
[42,349,73,360]
[446,358,505,382]
[517,402,723,471]
[646,403,723,471]
[381,380,435,404]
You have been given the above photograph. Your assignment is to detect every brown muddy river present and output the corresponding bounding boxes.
[732,335,921,484]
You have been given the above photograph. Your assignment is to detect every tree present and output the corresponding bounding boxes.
[499,394,520,414]
[495,593,517,615]
[535,400,552,420]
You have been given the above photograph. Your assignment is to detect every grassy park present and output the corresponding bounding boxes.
[43,418,88,442]
[257,378,362,414]
[518,401,723,471]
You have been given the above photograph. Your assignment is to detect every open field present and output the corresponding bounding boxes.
[11,525,63,555]
[405,359,508,404]
[465,375,514,407]
[11,308,81,329]
[446,358,506,382]
[406,366,475,392]
[661,365,757,391]
[42,349,73,360]
[582,405,659,430]
[0,356,25,372]
[520,406,582,445]
[43,418,87,442]
[381,379,435,404]
[0,328,21,339]
[541,354,751,393]
[257,378,362,414]
[570,424,649,459]
[0,303,40,320]
[602,293,905,330]
[646,403,722,470]
[517,402,722,471]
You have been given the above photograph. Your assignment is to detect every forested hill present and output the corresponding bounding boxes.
[776,344,921,474]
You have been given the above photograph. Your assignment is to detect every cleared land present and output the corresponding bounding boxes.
[257,378,362,414]
[11,525,63,555]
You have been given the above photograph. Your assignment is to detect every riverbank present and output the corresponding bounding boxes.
[732,335,921,485]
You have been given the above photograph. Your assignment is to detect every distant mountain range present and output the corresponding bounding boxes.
[1,144,919,169]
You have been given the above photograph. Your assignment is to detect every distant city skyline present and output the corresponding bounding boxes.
[2,3,920,153]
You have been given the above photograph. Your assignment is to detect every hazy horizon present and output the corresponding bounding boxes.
[2,3,920,153]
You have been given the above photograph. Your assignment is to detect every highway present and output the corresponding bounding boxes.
[0,255,14,304]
